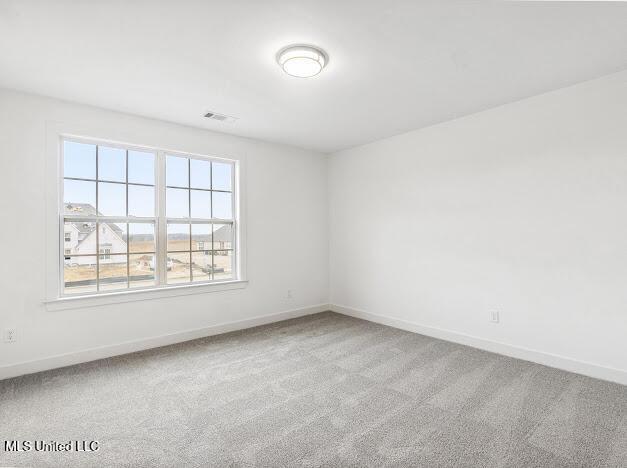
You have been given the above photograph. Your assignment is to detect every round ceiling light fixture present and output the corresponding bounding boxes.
[276,45,328,78]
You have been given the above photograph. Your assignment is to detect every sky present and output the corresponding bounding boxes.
[63,140,233,231]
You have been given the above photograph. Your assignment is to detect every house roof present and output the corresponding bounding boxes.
[65,203,97,216]
[65,203,231,243]
[64,203,124,235]
[213,225,231,242]
[189,226,232,243]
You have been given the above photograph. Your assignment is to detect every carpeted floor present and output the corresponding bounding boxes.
[1,311,625,467]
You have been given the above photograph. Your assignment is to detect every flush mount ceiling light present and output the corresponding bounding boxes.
[276,45,328,78]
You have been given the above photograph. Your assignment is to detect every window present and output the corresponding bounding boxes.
[99,246,112,261]
[61,138,236,296]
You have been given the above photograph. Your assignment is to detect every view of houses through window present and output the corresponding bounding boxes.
[62,138,235,295]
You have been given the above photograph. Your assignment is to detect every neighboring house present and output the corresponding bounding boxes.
[191,225,232,273]
[64,203,232,268]
[63,203,126,265]
[193,225,232,251]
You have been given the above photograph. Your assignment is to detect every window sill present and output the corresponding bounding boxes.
[45,280,248,312]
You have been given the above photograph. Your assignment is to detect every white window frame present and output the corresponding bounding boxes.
[45,123,247,311]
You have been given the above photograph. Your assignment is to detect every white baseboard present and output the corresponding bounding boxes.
[331,304,627,386]
[0,303,330,380]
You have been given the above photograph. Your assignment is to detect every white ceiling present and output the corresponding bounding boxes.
[1,1,626,153]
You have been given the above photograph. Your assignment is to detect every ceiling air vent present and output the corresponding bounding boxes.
[204,111,238,124]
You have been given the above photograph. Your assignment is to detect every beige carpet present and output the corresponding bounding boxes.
[1,311,626,467]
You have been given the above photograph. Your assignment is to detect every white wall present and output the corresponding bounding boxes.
[0,88,328,375]
[329,71,627,382]
[3,70,626,383]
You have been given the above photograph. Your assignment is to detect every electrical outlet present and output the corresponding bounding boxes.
[4,328,16,343]
[490,311,500,323]
[287,289,293,299]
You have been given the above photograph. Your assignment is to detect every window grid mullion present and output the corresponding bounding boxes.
[165,185,231,193]
[189,223,193,282]
[64,176,154,188]
[157,151,167,287]
[126,150,130,289]
[95,145,100,292]
[188,158,192,282]
[231,159,236,281]
[210,161,213,281]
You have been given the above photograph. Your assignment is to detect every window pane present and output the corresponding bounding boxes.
[64,256,97,294]
[190,190,211,218]
[63,221,96,255]
[128,184,154,217]
[167,155,188,187]
[64,180,96,211]
[212,223,233,250]
[98,146,126,182]
[212,162,232,191]
[166,188,189,218]
[167,223,189,251]
[99,222,127,254]
[213,250,233,281]
[99,254,128,291]
[192,251,212,282]
[212,191,232,219]
[191,224,211,251]
[98,182,126,216]
[167,252,191,284]
[129,254,155,288]
[190,159,211,189]
[64,141,96,180]
[128,150,155,185]
[129,223,155,253]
